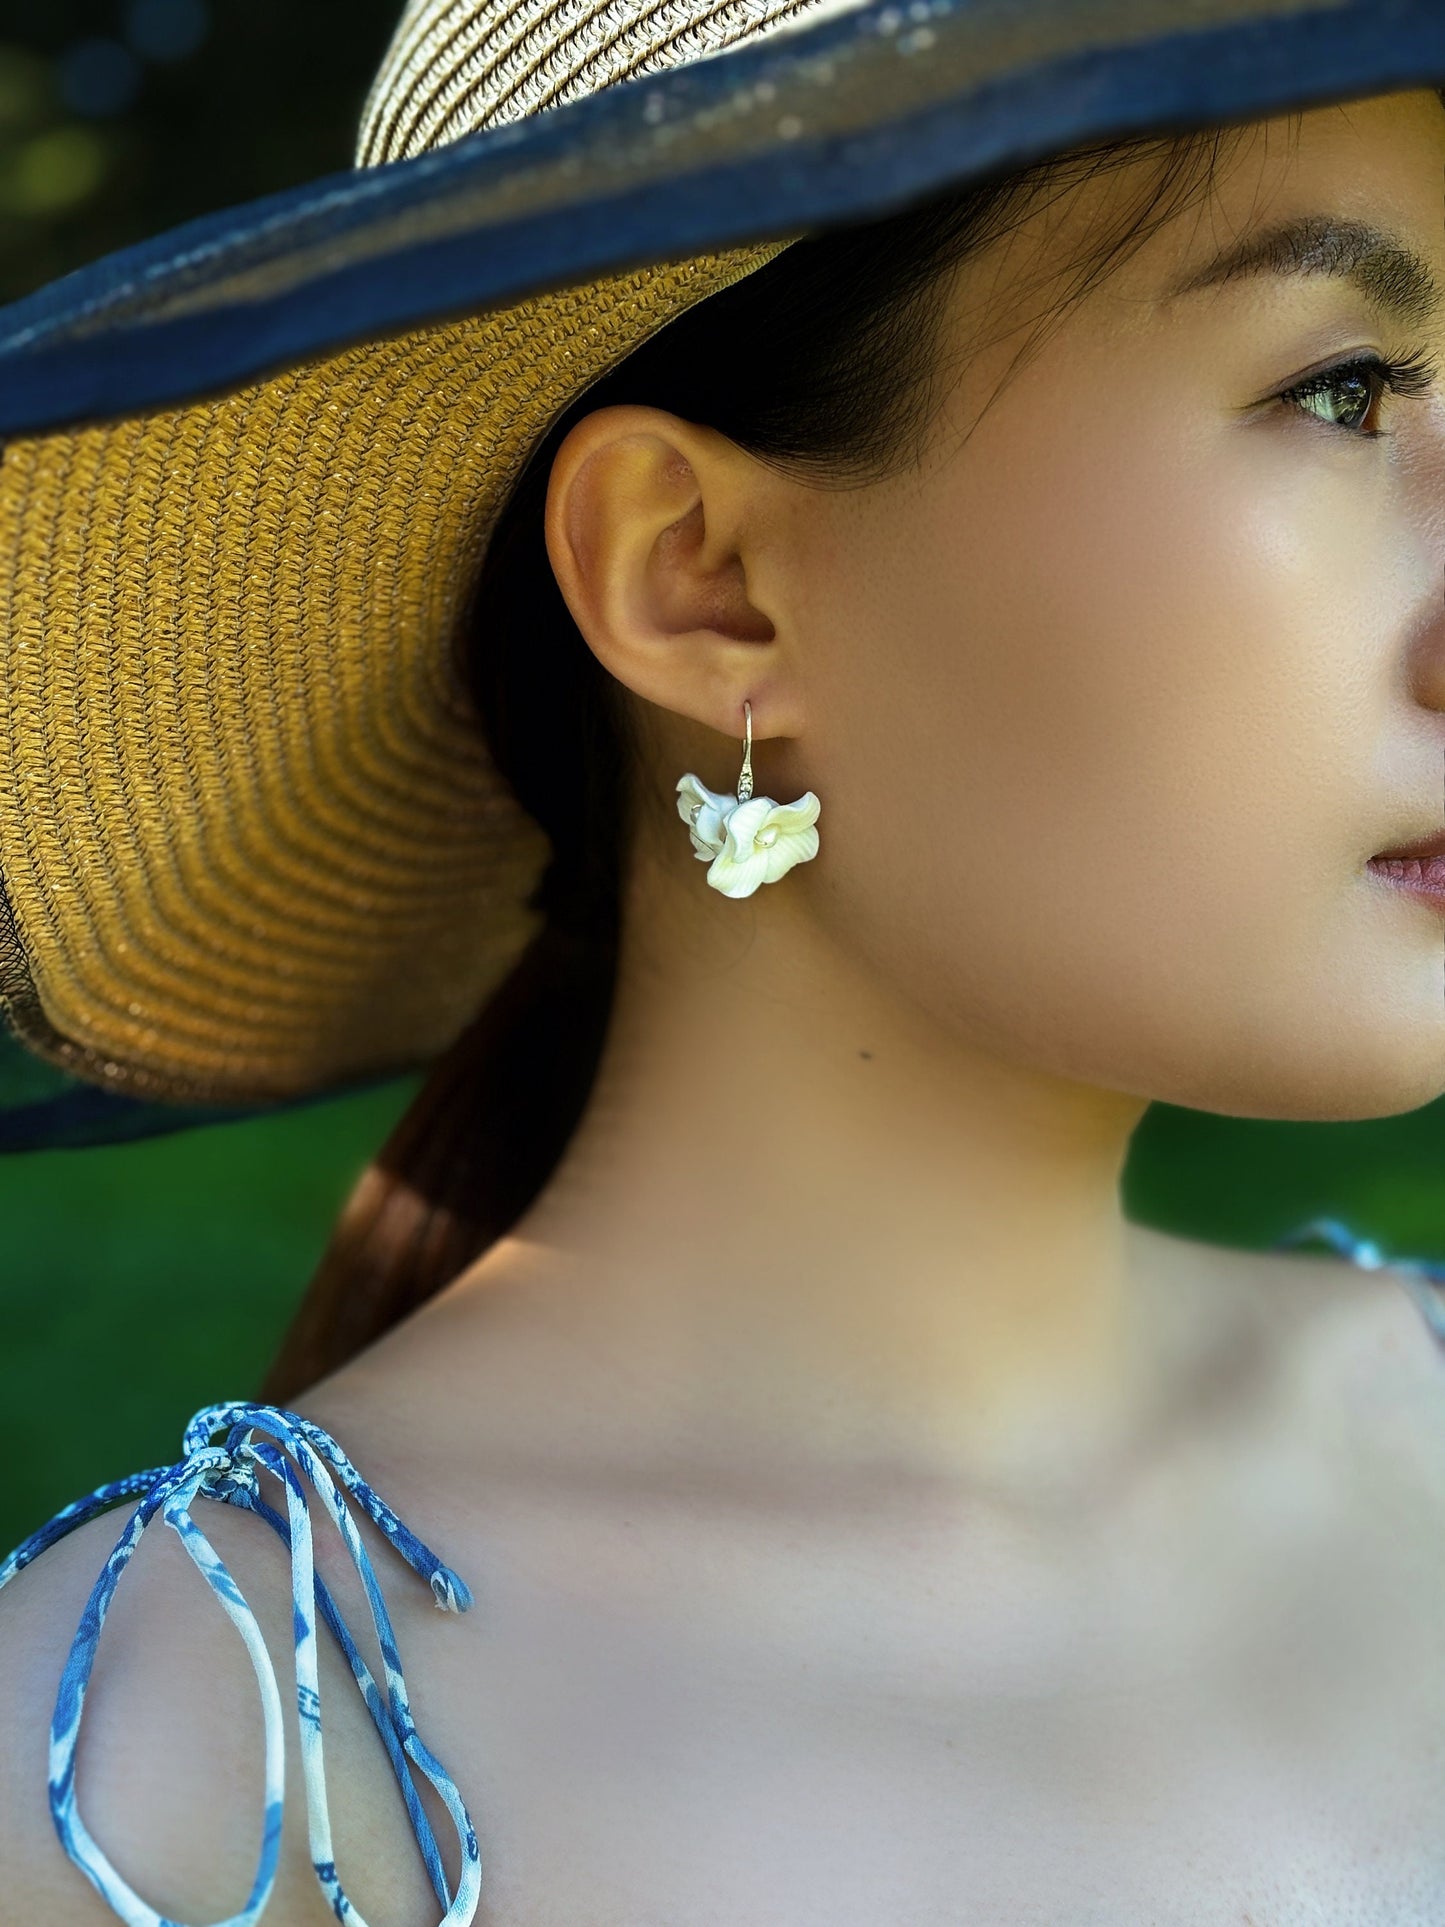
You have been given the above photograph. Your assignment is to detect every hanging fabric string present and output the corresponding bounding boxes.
[7,1223,1445,1924]
[0,1400,482,1927]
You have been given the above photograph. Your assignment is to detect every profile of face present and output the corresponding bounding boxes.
[545,88,1445,1130]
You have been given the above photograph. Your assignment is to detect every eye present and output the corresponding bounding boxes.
[1275,344,1441,439]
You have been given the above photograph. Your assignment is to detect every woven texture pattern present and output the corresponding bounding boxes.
[0,0,1372,1103]
[0,0,820,1101]
[356,0,865,162]
[0,244,788,1100]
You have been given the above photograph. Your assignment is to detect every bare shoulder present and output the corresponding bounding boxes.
[1129,1219,1445,1507]
[1294,1241,1445,1479]
[1205,1230,1445,1476]
[0,1476,452,1925]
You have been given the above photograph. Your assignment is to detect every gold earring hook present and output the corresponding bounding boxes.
[738,699,754,803]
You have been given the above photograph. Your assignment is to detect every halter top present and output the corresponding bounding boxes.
[4,1213,1444,1927]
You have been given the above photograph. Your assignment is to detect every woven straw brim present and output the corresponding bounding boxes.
[0,242,787,1105]
[1,0,1441,1119]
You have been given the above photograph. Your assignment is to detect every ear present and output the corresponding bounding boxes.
[542,403,806,742]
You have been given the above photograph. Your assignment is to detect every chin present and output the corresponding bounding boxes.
[1186,1042,1445,1125]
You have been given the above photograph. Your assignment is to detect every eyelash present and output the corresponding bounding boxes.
[1275,344,1442,440]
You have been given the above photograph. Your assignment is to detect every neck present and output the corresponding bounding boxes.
[446,849,1180,1504]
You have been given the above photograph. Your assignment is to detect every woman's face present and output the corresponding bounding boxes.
[762,87,1445,1123]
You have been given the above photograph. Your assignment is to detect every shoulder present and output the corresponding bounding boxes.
[0,1468,447,1924]
[1220,1234,1445,1484]
[1291,1243,1445,1476]
[1136,1222,1445,1491]
[1250,1236,1445,1387]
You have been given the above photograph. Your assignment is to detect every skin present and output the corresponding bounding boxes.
[5,86,1445,1925]
[428,84,1445,1499]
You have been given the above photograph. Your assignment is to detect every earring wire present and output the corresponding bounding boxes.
[738,700,754,803]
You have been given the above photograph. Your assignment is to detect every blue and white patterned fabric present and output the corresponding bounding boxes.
[0,1400,482,1926]
[3,1217,1445,1924]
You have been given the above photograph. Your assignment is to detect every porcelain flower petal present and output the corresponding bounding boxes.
[706,791,822,898]
[675,772,734,859]
[755,794,820,840]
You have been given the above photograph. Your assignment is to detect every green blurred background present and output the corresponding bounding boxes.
[1,1,1443,1553]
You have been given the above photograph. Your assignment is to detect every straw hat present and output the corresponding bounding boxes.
[0,0,1440,1142]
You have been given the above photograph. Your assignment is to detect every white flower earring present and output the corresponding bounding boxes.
[675,700,821,899]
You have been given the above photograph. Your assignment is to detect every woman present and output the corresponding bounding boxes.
[2,0,1445,1918]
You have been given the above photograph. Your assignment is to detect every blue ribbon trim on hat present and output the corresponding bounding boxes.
[0,1401,483,1927]
[0,1084,273,1154]
[0,1021,401,1153]
[0,0,1440,439]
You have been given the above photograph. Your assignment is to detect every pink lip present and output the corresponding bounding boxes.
[1367,851,1445,911]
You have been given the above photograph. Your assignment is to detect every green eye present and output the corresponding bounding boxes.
[1277,345,1440,439]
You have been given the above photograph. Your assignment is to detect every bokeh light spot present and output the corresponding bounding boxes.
[59,37,142,118]
[1,125,109,215]
[124,0,211,64]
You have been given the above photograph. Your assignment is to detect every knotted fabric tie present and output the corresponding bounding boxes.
[0,1400,482,1926]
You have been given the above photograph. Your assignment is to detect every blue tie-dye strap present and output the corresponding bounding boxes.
[1271,1213,1445,1350]
[5,1223,1442,1924]
[0,1401,483,1926]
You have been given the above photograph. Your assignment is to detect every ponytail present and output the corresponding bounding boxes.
[258,911,615,1402]
[259,409,630,1402]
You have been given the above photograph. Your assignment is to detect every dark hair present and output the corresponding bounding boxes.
[259,115,1267,1402]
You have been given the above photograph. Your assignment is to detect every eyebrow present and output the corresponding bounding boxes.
[1163,214,1442,330]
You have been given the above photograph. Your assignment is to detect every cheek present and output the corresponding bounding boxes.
[801,400,1439,1114]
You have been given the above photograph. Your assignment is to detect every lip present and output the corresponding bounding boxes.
[1367,836,1445,911]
